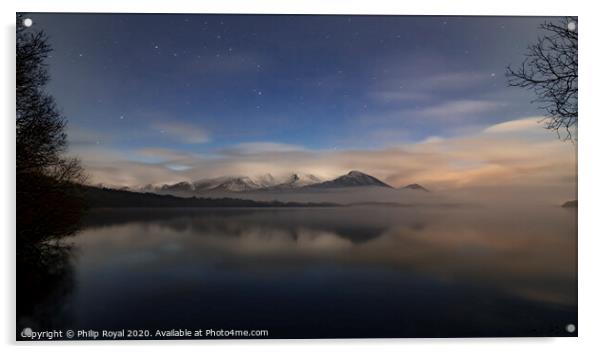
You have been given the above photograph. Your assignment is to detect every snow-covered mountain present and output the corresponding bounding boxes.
[138,171,424,194]
[253,173,278,188]
[260,173,322,191]
[152,173,322,194]
[158,181,194,193]
[306,171,392,189]
[144,176,258,194]
[206,176,262,192]
[283,173,322,187]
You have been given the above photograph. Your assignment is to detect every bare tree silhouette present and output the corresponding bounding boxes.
[16,14,87,249]
[506,17,577,141]
[17,14,85,181]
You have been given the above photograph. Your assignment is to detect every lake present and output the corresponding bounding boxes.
[17,205,577,338]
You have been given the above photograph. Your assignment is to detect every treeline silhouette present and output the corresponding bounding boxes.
[16,14,84,329]
[17,14,86,250]
[81,185,338,208]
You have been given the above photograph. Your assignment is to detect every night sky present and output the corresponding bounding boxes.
[22,14,575,190]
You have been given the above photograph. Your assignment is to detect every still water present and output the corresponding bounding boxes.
[19,206,577,338]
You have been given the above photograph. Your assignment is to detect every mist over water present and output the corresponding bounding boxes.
[152,182,577,207]
[18,203,577,337]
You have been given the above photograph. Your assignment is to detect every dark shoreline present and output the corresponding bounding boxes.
[81,185,340,209]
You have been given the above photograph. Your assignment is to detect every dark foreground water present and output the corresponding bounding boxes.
[18,206,577,338]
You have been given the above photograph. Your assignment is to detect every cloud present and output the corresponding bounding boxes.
[364,71,504,126]
[368,71,492,104]
[415,100,504,121]
[152,121,210,144]
[216,142,307,156]
[356,99,505,129]
[67,126,116,148]
[80,159,183,187]
[369,91,432,103]
[183,51,269,77]
[165,164,192,171]
[417,72,491,91]
[76,116,575,204]
[484,117,541,133]
[134,147,201,163]
[357,71,512,141]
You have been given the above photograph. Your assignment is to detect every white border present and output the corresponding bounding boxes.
[10,0,581,16]
[2,1,601,353]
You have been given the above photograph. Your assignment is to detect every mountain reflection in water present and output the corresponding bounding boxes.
[18,206,577,338]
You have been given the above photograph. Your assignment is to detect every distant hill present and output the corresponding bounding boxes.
[561,200,577,208]
[400,183,429,192]
[79,185,339,208]
[306,171,392,189]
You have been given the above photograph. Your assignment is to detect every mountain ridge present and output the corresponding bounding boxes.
[303,170,393,189]
[138,170,424,194]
